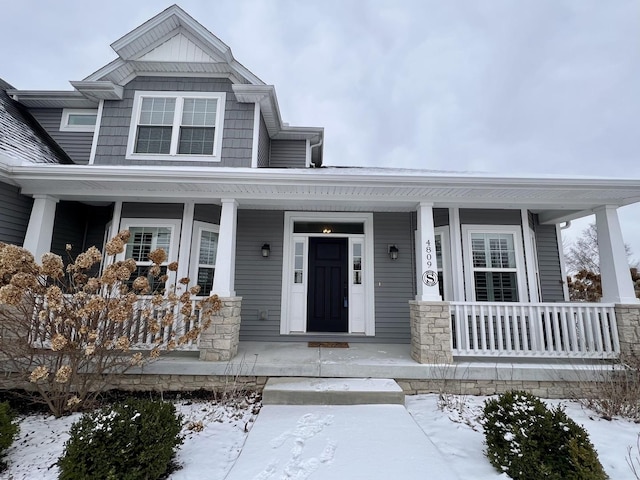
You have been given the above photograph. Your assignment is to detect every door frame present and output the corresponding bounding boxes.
[280,212,375,335]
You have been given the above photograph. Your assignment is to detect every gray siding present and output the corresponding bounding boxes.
[534,218,565,302]
[121,203,184,219]
[433,208,449,227]
[257,115,270,167]
[0,181,33,245]
[51,202,112,263]
[269,140,306,168]
[373,212,414,342]
[29,108,93,165]
[460,208,521,225]
[236,210,284,341]
[194,204,221,223]
[94,77,254,167]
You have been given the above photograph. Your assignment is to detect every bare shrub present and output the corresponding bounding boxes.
[578,354,640,421]
[0,231,220,417]
[629,434,640,480]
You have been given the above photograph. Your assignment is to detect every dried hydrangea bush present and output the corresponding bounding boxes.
[0,231,221,417]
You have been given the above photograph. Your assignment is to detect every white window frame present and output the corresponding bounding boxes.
[126,91,226,162]
[462,225,527,302]
[189,221,220,296]
[117,218,182,289]
[60,108,98,132]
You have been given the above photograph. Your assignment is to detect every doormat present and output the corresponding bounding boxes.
[308,342,349,348]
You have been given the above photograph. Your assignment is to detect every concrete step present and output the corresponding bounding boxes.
[262,377,405,405]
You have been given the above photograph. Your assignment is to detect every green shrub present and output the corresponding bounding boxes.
[482,390,608,480]
[0,401,19,471]
[58,399,183,480]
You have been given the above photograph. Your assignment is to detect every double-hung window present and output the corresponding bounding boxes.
[119,219,181,291]
[127,91,226,161]
[462,226,525,302]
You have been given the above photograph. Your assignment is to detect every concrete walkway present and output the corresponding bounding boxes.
[224,378,460,479]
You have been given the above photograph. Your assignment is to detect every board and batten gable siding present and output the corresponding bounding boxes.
[533,215,565,302]
[236,210,284,342]
[0,181,33,245]
[28,108,93,165]
[257,114,270,167]
[372,212,414,342]
[269,140,306,168]
[94,77,254,167]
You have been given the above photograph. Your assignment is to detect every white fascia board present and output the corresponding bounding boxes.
[83,58,127,82]
[70,81,124,101]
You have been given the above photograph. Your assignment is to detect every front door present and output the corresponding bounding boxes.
[307,237,348,332]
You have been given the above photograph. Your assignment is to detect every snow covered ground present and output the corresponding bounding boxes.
[1,394,639,480]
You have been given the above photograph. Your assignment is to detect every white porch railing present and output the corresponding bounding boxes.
[32,298,204,351]
[450,302,619,359]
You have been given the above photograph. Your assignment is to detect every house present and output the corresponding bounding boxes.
[1,6,639,390]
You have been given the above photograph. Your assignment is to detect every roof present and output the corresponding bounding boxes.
[4,164,639,224]
[0,80,72,169]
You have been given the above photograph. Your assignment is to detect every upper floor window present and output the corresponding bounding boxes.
[126,91,226,161]
[60,109,97,132]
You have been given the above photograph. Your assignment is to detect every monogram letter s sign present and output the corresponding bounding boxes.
[422,270,438,287]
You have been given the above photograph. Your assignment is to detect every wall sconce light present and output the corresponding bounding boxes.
[388,245,399,260]
[261,243,271,258]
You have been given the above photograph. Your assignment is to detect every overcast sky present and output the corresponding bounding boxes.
[1,0,639,260]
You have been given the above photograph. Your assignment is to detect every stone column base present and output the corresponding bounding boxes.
[199,297,242,362]
[409,300,453,364]
[615,304,640,358]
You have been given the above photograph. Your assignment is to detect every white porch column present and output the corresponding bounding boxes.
[23,195,58,262]
[595,206,638,303]
[448,207,465,300]
[212,198,238,297]
[415,202,442,301]
[176,201,195,285]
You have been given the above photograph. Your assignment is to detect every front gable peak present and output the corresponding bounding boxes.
[84,4,264,86]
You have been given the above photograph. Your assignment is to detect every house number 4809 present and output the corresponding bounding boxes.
[425,240,432,268]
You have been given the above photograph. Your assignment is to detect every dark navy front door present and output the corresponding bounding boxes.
[307,237,348,332]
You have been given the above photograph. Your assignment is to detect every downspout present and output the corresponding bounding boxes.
[309,138,323,167]
[560,221,572,230]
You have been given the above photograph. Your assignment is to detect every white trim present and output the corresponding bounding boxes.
[434,226,453,301]
[415,202,441,301]
[23,195,58,261]
[250,103,260,168]
[461,224,527,302]
[125,90,226,162]
[448,207,465,300]
[280,211,375,336]
[521,209,538,302]
[59,108,98,132]
[88,101,104,165]
[212,198,238,297]
[556,224,570,301]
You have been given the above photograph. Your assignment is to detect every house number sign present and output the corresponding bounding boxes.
[422,240,438,286]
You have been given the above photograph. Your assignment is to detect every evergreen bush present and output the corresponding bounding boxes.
[0,401,18,471]
[58,399,183,480]
[482,390,608,480]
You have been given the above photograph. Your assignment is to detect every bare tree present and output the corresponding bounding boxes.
[565,223,635,275]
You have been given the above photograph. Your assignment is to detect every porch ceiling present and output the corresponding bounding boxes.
[8,165,640,219]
